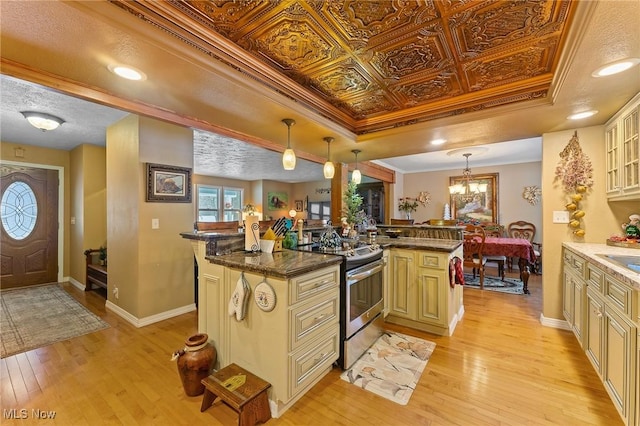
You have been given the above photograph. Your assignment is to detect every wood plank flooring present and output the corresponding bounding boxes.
[1,269,622,425]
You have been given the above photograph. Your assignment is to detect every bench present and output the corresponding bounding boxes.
[200,363,271,426]
[84,248,107,291]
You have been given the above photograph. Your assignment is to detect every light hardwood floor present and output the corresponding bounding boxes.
[1,269,622,425]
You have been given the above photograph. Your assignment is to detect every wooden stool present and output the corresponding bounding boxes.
[200,363,271,426]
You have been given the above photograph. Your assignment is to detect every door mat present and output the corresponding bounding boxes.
[340,331,435,405]
[1,284,109,358]
[463,273,524,294]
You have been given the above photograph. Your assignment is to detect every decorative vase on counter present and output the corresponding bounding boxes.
[174,333,216,396]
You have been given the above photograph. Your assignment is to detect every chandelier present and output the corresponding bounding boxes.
[448,153,487,200]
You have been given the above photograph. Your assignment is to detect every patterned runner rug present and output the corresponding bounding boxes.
[1,284,109,358]
[340,331,435,405]
[463,273,524,294]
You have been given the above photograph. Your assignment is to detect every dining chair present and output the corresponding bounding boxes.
[480,223,506,280]
[462,225,487,289]
[507,220,542,274]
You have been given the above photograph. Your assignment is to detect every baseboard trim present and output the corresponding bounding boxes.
[540,313,571,330]
[67,277,84,291]
[105,301,196,328]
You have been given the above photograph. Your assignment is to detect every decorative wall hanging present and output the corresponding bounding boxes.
[449,173,499,224]
[267,192,288,210]
[315,188,331,194]
[417,191,432,206]
[522,185,541,205]
[555,131,592,237]
[146,163,192,203]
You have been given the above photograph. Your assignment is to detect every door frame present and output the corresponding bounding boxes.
[2,160,64,283]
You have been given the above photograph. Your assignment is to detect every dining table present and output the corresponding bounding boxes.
[482,237,537,294]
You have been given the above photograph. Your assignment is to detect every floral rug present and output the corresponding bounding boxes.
[463,273,524,294]
[1,284,109,358]
[340,331,435,405]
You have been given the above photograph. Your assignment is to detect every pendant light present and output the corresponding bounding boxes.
[281,118,296,170]
[323,137,335,179]
[351,149,362,184]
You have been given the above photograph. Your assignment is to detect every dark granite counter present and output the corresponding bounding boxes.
[375,236,462,252]
[207,249,343,279]
[377,224,464,240]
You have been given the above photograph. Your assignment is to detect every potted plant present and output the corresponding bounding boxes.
[98,246,107,266]
[398,197,419,219]
[341,181,366,238]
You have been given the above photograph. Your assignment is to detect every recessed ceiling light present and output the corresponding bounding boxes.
[567,110,598,120]
[431,138,446,145]
[108,64,146,81]
[592,58,640,77]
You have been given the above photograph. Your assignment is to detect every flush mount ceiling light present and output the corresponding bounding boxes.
[431,138,446,146]
[107,64,146,81]
[21,111,65,131]
[592,58,640,77]
[351,149,362,184]
[323,137,335,179]
[281,118,296,170]
[567,110,598,120]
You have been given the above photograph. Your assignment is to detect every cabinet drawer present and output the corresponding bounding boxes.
[289,267,339,305]
[604,275,634,319]
[586,263,604,294]
[416,252,447,270]
[289,293,338,351]
[288,327,339,399]
[563,249,586,278]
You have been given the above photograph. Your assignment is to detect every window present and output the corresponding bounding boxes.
[1,181,38,240]
[196,185,243,222]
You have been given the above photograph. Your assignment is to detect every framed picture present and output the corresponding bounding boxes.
[267,191,288,210]
[294,200,303,212]
[146,163,192,203]
[449,173,498,223]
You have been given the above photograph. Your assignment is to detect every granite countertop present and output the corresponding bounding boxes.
[563,242,640,290]
[180,231,242,241]
[375,236,462,252]
[207,249,343,279]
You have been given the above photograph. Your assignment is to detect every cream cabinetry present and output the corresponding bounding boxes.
[562,247,586,346]
[564,248,638,426]
[225,266,340,417]
[606,92,640,201]
[385,246,463,336]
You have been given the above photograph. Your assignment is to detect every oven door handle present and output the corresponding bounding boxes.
[346,261,385,284]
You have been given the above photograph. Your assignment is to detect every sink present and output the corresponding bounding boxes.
[597,254,640,273]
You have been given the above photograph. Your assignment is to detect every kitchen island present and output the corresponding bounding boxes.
[182,231,463,417]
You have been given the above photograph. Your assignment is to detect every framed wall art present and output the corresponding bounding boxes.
[267,191,288,210]
[449,173,498,223]
[146,163,192,203]
[294,200,303,212]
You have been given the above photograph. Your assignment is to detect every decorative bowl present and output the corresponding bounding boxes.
[385,229,402,238]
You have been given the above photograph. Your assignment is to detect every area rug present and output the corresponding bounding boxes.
[463,273,524,294]
[1,284,109,358]
[340,331,435,405]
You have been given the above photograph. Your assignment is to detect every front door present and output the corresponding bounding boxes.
[1,165,59,288]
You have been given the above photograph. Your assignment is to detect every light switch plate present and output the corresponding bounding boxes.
[552,211,570,223]
[152,218,160,229]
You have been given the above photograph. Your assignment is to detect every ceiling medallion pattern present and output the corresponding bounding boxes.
[111,0,575,134]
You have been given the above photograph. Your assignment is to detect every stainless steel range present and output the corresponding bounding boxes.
[295,241,385,369]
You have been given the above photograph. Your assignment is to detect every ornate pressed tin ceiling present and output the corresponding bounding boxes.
[111,0,576,135]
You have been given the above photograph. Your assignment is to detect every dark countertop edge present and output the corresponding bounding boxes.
[207,251,343,279]
[180,232,241,241]
[376,237,462,252]
[377,224,465,229]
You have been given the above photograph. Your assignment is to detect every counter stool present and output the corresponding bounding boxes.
[200,363,271,426]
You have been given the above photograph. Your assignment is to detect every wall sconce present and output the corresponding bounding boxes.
[289,209,297,219]
[281,118,296,170]
[21,111,65,131]
[351,149,361,184]
[323,137,335,179]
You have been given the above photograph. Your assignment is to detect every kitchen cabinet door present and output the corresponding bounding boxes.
[586,286,605,377]
[604,306,637,425]
[606,93,640,201]
[388,249,415,319]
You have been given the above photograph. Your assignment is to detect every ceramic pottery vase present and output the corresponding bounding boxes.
[176,333,217,396]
